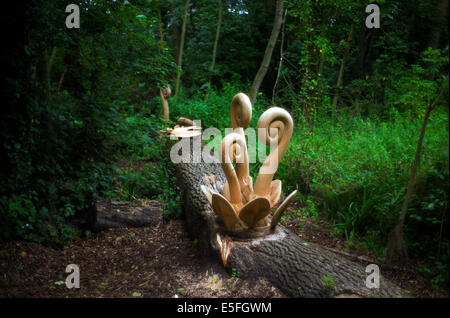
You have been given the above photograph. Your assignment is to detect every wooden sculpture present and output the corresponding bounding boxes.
[159,86,201,138]
[176,92,407,298]
[201,93,297,233]
[160,86,172,121]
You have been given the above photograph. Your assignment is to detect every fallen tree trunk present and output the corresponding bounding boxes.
[94,200,162,231]
[174,137,407,298]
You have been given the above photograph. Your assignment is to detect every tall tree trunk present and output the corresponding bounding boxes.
[48,47,57,75]
[157,0,164,52]
[384,82,447,266]
[356,23,371,75]
[249,0,284,105]
[38,46,50,101]
[332,24,354,115]
[171,3,180,69]
[57,67,67,96]
[272,8,287,105]
[427,0,449,80]
[428,0,449,50]
[175,0,190,97]
[206,0,223,95]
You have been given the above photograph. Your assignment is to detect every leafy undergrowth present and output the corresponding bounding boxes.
[277,112,449,290]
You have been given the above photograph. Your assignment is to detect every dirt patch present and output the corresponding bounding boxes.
[0,219,283,298]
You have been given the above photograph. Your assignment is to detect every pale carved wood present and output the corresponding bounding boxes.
[202,93,296,231]
[229,93,253,202]
[220,132,246,214]
[270,189,297,230]
[160,86,171,121]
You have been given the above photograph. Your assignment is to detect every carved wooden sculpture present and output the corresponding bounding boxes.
[201,93,297,232]
[160,86,171,121]
[159,86,201,138]
[175,92,407,298]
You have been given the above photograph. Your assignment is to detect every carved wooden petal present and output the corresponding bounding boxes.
[216,233,232,267]
[240,175,253,204]
[200,185,213,206]
[238,197,271,228]
[270,190,298,230]
[211,193,241,231]
[222,181,231,202]
[269,179,282,207]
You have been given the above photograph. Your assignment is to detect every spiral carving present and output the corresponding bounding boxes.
[221,132,247,209]
[253,107,293,198]
[201,93,295,232]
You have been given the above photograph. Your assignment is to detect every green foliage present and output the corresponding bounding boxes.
[1,0,177,246]
[278,110,449,285]
[170,82,266,129]
[2,0,449,292]
[321,274,336,292]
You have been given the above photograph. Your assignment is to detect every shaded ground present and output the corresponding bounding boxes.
[1,197,447,298]
[0,218,283,298]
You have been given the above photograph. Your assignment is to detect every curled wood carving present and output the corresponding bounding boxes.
[201,93,296,233]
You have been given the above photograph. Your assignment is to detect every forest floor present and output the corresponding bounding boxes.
[0,200,447,298]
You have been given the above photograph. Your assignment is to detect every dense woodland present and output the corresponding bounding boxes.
[0,0,449,295]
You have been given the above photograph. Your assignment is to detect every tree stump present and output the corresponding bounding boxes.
[174,136,407,298]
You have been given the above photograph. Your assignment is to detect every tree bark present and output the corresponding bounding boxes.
[175,0,190,97]
[272,9,287,105]
[356,23,371,75]
[427,0,449,80]
[332,24,354,113]
[428,0,449,51]
[384,82,447,265]
[57,67,67,96]
[48,47,57,76]
[157,0,165,52]
[174,136,406,297]
[38,46,50,101]
[171,3,180,64]
[206,0,223,96]
[94,200,162,231]
[249,0,284,105]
